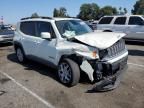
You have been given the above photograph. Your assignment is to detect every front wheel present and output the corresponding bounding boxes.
[58,58,80,87]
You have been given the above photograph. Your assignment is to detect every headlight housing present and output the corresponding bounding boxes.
[75,50,99,60]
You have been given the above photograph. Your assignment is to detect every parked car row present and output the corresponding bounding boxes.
[0,25,14,43]
[1,15,144,44]
[85,20,98,30]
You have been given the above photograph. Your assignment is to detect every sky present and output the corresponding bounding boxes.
[0,0,138,24]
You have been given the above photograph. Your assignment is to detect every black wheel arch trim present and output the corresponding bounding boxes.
[13,41,26,55]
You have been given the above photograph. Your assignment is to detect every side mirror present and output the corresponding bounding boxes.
[41,32,51,40]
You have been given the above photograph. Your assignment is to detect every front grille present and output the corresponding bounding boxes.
[107,39,126,58]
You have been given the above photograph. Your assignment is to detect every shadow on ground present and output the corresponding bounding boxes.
[7,53,59,82]
[126,41,144,46]
[128,49,144,56]
[7,53,90,86]
[0,43,13,47]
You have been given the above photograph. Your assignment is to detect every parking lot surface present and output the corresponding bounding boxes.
[0,43,144,108]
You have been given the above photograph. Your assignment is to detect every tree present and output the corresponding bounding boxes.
[113,7,118,15]
[31,12,39,18]
[77,3,100,20]
[124,8,128,14]
[100,6,118,16]
[53,8,59,17]
[53,7,69,17]
[59,7,67,17]
[118,7,127,15]
[132,0,144,15]
[119,7,123,15]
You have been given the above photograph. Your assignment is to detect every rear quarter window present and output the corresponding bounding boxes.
[98,17,113,24]
[128,16,144,25]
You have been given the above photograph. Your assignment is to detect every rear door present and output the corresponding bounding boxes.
[126,16,144,40]
[20,21,37,55]
[113,17,127,33]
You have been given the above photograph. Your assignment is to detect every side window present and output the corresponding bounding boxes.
[36,22,56,38]
[114,17,126,25]
[98,17,113,24]
[128,16,144,25]
[20,22,36,36]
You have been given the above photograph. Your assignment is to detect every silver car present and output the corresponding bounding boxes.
[0,25,14,43]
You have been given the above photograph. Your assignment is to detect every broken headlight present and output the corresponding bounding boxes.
[75,50,99,60]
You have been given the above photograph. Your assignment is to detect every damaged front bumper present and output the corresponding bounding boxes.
[81,54,128,92]
[89,63,128,92]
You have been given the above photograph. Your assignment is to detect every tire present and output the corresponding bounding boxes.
[58,58,80,87]
[16,47,26,63]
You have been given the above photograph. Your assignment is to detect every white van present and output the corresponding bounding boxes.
[97,15,144,41]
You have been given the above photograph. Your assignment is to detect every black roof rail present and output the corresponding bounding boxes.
[21,17,31,20]
[21,16,53,20]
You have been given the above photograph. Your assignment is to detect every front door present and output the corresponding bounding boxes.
[34,21,57,63]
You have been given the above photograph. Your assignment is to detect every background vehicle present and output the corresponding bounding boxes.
[97,15,144,41]
[85,21,97,30]
[0,25,14,43]
[14,16,128,91]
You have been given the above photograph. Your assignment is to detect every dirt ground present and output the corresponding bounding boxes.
[0,42,144,108]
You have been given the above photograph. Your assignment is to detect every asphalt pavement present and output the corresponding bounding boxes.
[0,42,144,108]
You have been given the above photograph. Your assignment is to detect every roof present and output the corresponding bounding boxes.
[103,15,143,17]
[53,17,79,21]
[21,16,79,21]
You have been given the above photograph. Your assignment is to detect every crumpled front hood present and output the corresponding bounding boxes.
[74,32,126,49]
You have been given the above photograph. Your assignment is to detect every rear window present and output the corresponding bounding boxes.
[114,17,126,25]
[99,17,113,24]
[128,16,144,25]
[20,21,36,36]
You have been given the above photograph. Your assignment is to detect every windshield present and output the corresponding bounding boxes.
[55,20,93,38]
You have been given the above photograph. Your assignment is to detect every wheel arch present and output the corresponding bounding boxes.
[58,54,82,66]
[14,41,22,50]
[13,41,26,55]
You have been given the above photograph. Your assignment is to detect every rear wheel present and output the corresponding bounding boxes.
[16,47,26,63]
[58,58,80,87]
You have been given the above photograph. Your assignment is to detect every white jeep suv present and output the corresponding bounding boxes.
[97,15,144,41]
[14,17,128,91]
